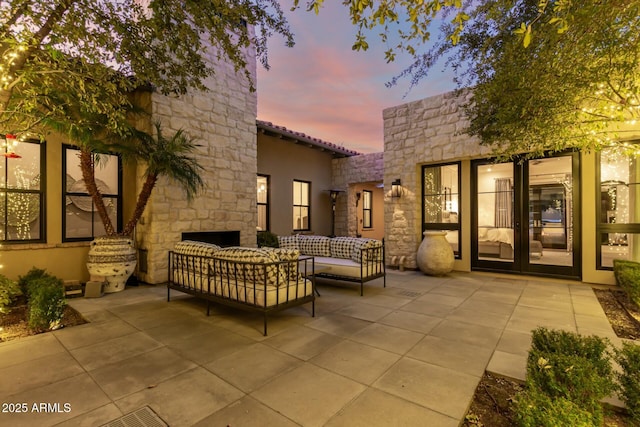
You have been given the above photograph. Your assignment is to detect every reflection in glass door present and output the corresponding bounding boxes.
[475,162,515,265]
[528,157,574,269]
[472,154,580,278]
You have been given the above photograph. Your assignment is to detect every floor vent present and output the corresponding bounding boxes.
[398,290,422,298]
[101,406,168,427]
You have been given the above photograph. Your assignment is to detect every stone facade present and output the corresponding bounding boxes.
[383,91,492,269]
[135,40,258,284]
[332,152,384,237]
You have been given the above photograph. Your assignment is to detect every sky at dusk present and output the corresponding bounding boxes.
[256,3,457,154]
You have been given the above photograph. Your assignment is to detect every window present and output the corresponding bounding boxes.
[422,162,461,257]
[63,146,121,241]
[597,144,640,269]
[363,190,372,228]
[257,174,269,231]
[293,180,310,231]
[0,137,45,242]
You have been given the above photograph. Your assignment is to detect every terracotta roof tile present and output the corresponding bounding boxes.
[256,120,360,157]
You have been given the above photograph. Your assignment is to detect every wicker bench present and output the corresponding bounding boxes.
[167,241,315,335]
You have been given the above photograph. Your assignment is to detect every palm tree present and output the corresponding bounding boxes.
[121,121,203,236]
[41,87,204,237]
[69,120,204,237]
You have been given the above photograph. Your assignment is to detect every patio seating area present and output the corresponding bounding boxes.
[0,270,623,427]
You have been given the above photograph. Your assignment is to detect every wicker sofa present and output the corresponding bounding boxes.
[278,235,385,296]
[167,240,315,335]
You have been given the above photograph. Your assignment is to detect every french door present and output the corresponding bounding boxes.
[471,153,581,279]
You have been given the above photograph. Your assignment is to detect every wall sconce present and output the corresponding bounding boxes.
[391,179,402,198]
[355,191,361,207]
[329,189,342,204]
[328,189,344,237]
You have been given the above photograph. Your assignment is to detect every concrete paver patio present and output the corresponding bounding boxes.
[0,270,623,426]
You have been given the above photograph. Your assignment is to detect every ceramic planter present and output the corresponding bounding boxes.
[86,236,137,293]
[417,231,454,276]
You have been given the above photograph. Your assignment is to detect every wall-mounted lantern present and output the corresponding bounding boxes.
[329,189,342,204]
[391,179,402,198]
[328,189,344,237]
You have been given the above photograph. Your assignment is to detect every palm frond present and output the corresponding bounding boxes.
[139,121,204,200]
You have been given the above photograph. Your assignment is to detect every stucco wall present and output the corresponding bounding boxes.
[0,135,137,282]
[135,39,258,284]
[332,152,384,237]
[257,134,335,237]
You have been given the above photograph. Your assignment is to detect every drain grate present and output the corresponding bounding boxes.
[102,406,168,427]
[397,290,422,298]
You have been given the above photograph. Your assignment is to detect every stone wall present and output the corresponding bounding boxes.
[136,39,258,284]
[332,152,384,237]
[383,91,492,269]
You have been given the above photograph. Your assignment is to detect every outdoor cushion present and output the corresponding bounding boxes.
[174,240,221,257]
[298,235,331,257]
[210,276,313,307]
[330,236,358,259]
[212,247,285,287]
[351,238,382,263]
[262,247,302,281]
[173,240,221,274]
[278,235,299,250]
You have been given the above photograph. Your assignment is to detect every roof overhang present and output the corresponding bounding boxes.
[257,120,360,158]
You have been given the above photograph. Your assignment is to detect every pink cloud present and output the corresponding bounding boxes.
[257,3,456,153]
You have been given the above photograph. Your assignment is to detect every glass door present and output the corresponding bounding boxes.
[472,154,580,279]
[526,156,580,278]
[473,161,517,270]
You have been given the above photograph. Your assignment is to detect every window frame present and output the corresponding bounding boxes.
[596,144,640,270]
[0,137,46,243]
[293,179,311,232]
[257,174,270,231]
[362,190,373,229]
[422,161,462,259]
[62,145,122,242]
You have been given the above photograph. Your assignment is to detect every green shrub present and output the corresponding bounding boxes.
[27,275,67,331]
[526,328,615,425]
[529,328,612,379]
[514,388,596,427]
[613,259,640,307]
[530,327,611,364]
[614,342,640,423]
[17,267,48,296]
[257,230,279,248]
[0,274,22,314]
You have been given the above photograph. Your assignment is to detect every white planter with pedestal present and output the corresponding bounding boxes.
[86,236,137,293]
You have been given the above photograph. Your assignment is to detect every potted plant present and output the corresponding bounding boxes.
[257,230,279,248]
[82,121,204,292]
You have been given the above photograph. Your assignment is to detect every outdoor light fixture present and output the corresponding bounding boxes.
[329,189,341,203]
[328,189,344,237]
[391,179,402,198]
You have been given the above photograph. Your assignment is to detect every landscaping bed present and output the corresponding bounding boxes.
[594,288,640,341]
[464,289,640,427]
[464,373,633,427]
[0,296,87,343]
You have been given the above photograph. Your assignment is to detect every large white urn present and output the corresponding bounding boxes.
[416,231,454,276]
[86,236,137,293]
